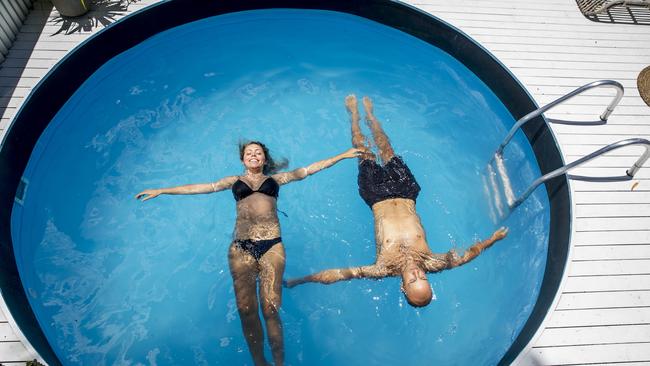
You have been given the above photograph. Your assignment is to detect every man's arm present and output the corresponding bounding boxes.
[424,227,509,272]
[285,264,390,288]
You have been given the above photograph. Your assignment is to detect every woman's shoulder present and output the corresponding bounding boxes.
[220,176,241,185]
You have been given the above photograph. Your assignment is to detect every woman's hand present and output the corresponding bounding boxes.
[135,189,162,201]
[340,147,367,159]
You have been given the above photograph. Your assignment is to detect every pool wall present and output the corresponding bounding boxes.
[0,1,570,365]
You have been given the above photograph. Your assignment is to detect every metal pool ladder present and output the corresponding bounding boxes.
[484,79,650,221]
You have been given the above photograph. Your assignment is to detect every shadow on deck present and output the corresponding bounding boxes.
[51,0,140,35]
[0,0,140,131]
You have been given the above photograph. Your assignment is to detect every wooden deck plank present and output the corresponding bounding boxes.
[415,7,650,29]
[574,204,650,217]
[535,97,647,108]
[469,34,650,50]
[575,192,650,205]
[491,45,650,60]
[549,134,648,146]
[571,181,649,193]
[529,343,650,365]
[569,259,650,276]
[451,20,650,37]
[0,86,30,98]
[455,27,650,42]
[551,124,650,136]
[513,77,644,87]
[543,104,650,116]
[9,40,77,51]
[573,245,650,260]
[536,324,650,346]
[0,342,31,361]
[564,275,650,292]
[0,66,56,78]
[548,308,650,327]
[572,231,650,245]
[0,323,20,342]
[412,0,601,10]
[544,116,648,126]
[573,217,650,232]
[569,156,650,169]
[562,144,650,156]
[558,291,650,310]
[0,96,25,109]
[0,57,58,68]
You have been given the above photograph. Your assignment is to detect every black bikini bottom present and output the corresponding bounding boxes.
[234,237,282,260]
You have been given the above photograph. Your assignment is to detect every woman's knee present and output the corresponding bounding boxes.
[261,298,281,319]
[237,300,259,319]
[232,277,260,319]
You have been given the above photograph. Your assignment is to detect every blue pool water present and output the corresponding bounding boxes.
[11,9,549,366]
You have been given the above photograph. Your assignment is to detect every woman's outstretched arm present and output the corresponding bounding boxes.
[135,176,239,201]
[284,264,390,288]
[272,147,364,185]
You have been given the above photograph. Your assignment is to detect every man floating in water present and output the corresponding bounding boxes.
[285,95,508,307]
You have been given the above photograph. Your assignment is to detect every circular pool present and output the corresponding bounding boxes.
[0,1,570,365]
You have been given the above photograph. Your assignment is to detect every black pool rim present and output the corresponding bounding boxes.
[0,1,571,365]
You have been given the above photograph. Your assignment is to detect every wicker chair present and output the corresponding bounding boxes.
[584,0,649,15]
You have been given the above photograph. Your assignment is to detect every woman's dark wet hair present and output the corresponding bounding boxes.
[239,141,288,175]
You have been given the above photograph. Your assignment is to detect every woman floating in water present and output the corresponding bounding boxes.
[136,141,362,366]
[286,96,508,307]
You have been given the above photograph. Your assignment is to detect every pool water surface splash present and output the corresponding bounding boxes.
[10,9,549,366]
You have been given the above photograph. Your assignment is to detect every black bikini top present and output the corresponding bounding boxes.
[232,177,280,202]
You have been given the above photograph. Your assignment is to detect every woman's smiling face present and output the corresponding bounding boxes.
[242,143,266,172]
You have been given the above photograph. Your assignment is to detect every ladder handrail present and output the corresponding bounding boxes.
[495,80,624,156]
[509,138,650,209]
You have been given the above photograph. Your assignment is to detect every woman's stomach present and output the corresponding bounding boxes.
[234,212,281,240]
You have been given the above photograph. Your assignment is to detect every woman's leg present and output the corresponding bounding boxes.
[258,243,286,366]
[362,96,395,164]
[228,244,268,366]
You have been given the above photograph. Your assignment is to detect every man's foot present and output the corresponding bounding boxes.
[252,356,271,366]
[345,94,359,117]
[362,96,375,119]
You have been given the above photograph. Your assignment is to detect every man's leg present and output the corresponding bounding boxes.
[346,95,375,160]
[362,96,395,164]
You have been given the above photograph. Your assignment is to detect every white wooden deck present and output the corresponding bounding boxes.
[419,2,650,365]
[1,0,649,364]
